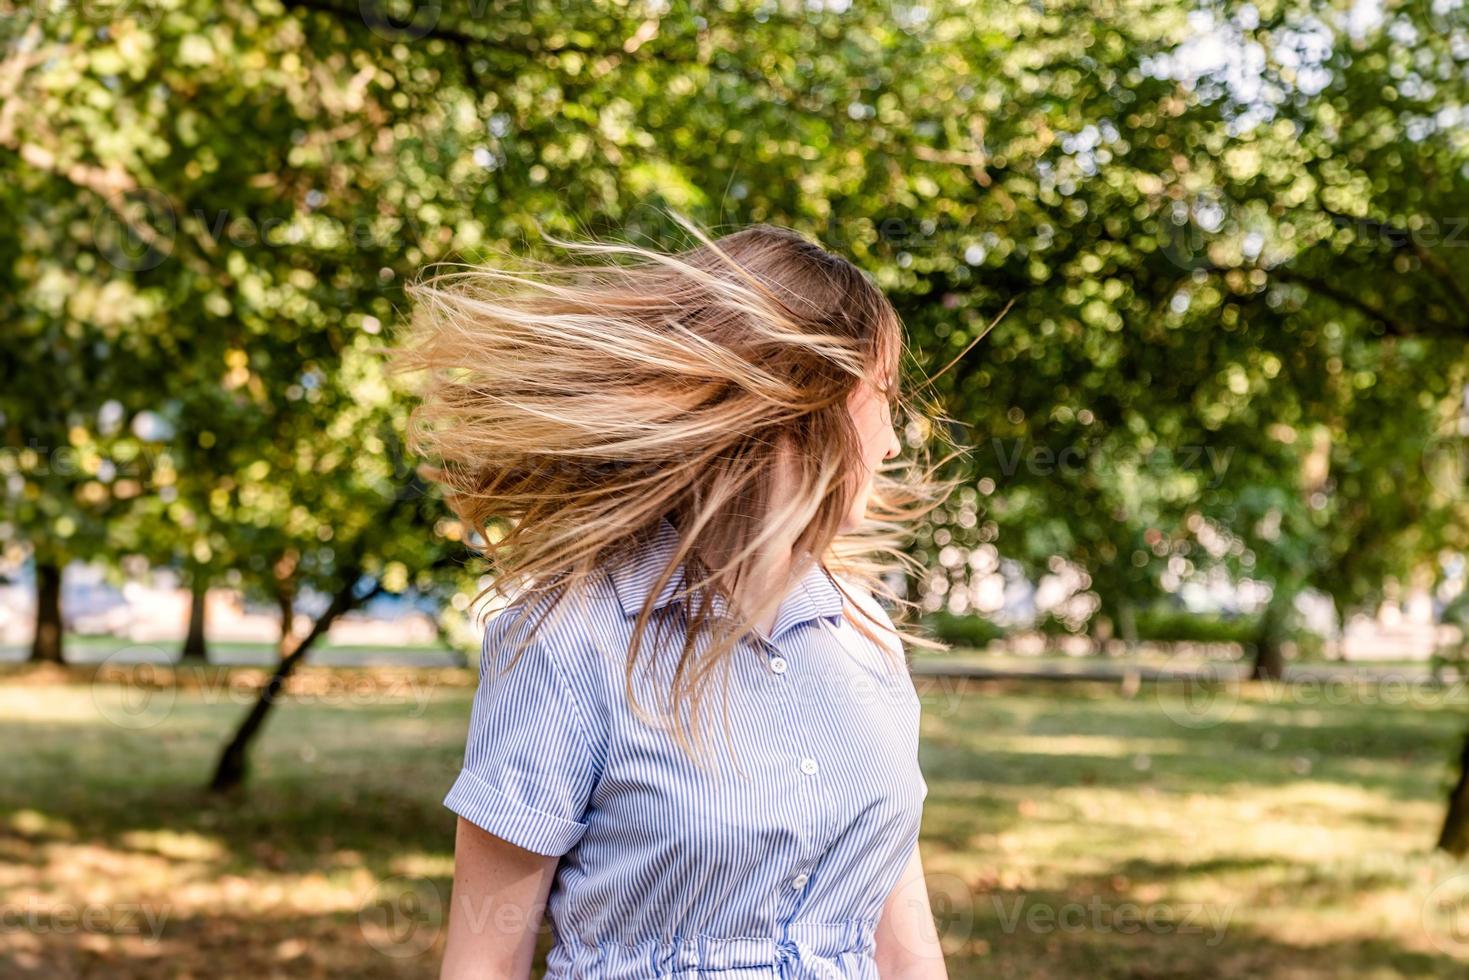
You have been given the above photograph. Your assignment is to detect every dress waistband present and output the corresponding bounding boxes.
[552,920,877,978]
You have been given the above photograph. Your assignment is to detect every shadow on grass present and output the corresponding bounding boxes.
[940,881,1467,979]
[918,677,1462,810]
[4,670,1468,978]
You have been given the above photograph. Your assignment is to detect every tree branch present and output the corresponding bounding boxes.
[1271,267,1425,339]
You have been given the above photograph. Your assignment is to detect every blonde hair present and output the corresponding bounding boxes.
[394,215,961,758]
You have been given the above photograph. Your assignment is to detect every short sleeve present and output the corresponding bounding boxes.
[444,609,601,857]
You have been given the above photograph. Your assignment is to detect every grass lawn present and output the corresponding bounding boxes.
[4,663,1469,977]
[0,635,465,663]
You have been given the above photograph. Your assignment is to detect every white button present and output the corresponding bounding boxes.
[799,757,819,776]
[790,873,809,889]
[770,656,788,674]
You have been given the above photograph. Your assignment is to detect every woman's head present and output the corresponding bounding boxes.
[395,215,954,752]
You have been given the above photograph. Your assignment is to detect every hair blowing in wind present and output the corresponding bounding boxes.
[393,215,965,757]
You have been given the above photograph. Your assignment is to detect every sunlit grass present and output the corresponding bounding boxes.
[920,677,1469,978]
[3,666,1469,977]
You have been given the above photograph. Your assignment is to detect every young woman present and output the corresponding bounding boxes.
[398,220,955,979]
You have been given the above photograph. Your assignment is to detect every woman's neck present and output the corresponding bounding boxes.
[695,525,799,638]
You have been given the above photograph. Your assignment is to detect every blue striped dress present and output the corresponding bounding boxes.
[444,516,929,978]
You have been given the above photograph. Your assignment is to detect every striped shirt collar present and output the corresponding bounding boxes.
[608,516,846,642]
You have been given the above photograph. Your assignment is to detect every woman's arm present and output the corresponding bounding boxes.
[440,817,560,980]
[874,841,949,980]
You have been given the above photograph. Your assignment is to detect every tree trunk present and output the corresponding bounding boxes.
[1251,633,1286,681]
[30,560,63,664]
[1438,727,1469,855]
[209,570,380,793]
[435,619,470,669]
[1116,600,1139,651]
[275,589,296,658]
[180,569,209,662]
[273,550,299,659]
[1250,588,1292,681]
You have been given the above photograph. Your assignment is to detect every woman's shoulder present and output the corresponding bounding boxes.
[830,571,905,662]
[830,571,895,625]
[479,571,630,700]
[485,570,627,655]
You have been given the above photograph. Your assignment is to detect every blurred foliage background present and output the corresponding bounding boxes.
[5,0,1467,670]
[4,0,1469,976]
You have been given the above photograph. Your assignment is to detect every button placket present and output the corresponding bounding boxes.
[755,633,789,677]
[759,628,828,922]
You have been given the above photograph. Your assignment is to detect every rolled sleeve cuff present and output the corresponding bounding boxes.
[444,768,589,857]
